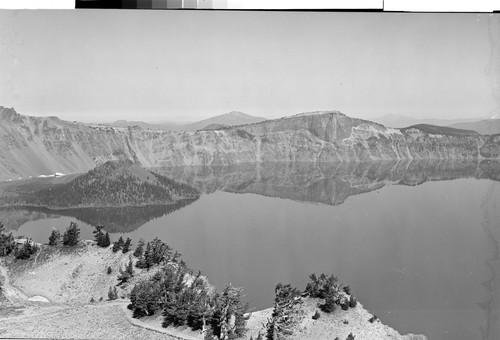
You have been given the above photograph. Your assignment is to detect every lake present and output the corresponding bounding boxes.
[1,160,499,340]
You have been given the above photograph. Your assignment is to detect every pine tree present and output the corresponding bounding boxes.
[211,284,248,339]
[266,283,303,340]
[103,232,111,247]
[62,222,80,246]
[93,225,105,246]
[133,238,144,257]
[126,257,134,276]
[112,241,121,253]
[137,242,151,269]
[122,237,132,253]
[48,229,61,246]
[0,221,15,257]
[117,236,124,248]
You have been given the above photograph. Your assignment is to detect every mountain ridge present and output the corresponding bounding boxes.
[447,119,500,135]
[1,105,500,182]
[108,110,267,131]
[370,114,484,128]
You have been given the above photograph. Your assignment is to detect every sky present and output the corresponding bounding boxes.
[0,10,499,123]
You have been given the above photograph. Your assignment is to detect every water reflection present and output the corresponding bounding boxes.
[155,160,500,205]
[0,199,197,232]
[1,160,500,233]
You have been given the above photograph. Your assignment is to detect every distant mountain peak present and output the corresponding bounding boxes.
[225,110,248,116]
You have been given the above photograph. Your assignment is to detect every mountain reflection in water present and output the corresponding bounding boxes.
[1,160,499,340]
[0,199,197,232]
[1,160,500,233]
[154,159,500,205]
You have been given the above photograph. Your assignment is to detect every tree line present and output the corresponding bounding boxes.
[21,161,200,208]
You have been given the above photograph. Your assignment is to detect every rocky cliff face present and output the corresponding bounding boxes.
[1,106,499,181]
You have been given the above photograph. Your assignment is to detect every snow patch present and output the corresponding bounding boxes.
[27,295,50,302]
[37,172,66,178]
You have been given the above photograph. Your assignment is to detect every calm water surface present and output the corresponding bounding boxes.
[3,161,499,340]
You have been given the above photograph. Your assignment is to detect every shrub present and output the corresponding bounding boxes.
[108,286,118,300]
[107,266,112,274]
[14,239,38,260]
[305,273,343,314]
[305,273,339,299]
[321,295,336,313]
[369,315,378,323]
[312,310,320,320]
[348,296,357,308]
[343,285,351,295]
[347,333,355,340]
[117,257,134,285]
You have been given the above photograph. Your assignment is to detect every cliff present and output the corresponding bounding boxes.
[1,106,500,181]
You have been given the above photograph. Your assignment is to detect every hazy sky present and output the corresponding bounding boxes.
[0,10,498,122]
